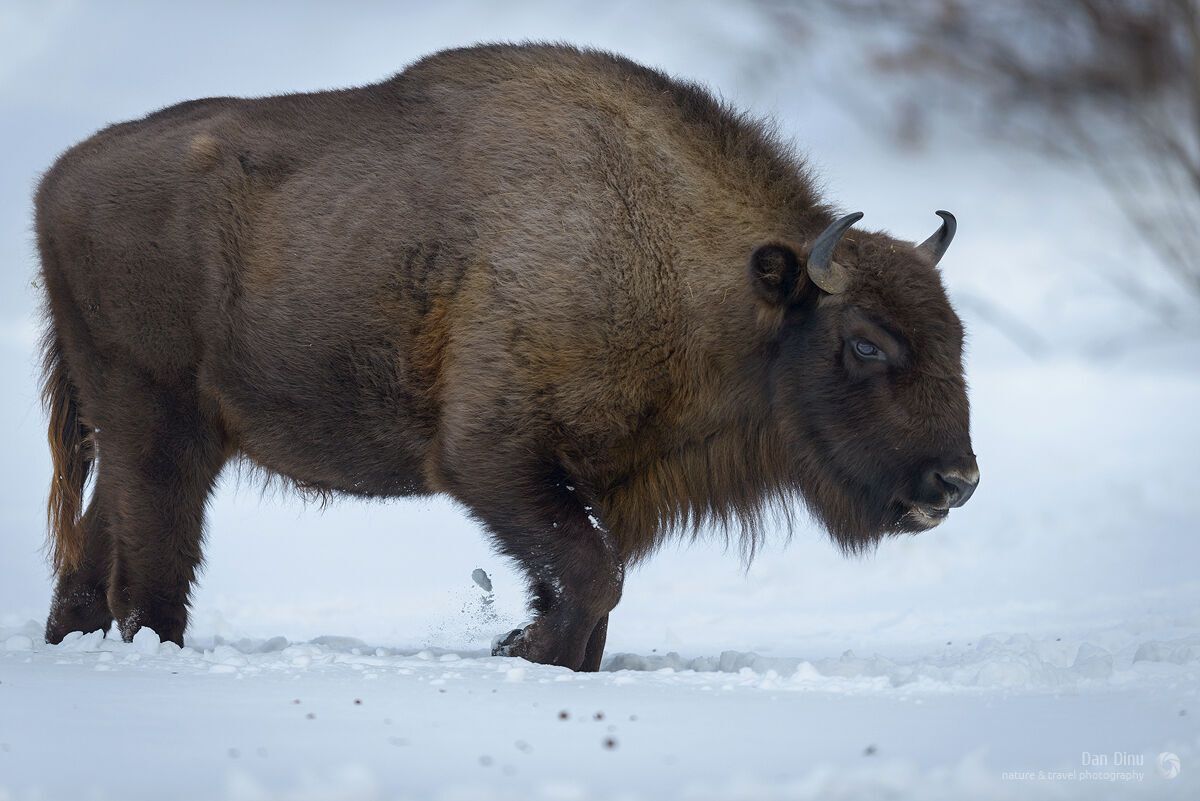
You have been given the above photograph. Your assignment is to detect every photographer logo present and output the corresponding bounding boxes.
[1157,752,1181,780]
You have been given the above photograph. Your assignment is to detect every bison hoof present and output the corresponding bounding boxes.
[491,627,527,657]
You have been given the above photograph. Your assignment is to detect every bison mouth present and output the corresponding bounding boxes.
[900,502,950,531]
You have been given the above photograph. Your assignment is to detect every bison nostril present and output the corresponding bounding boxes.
[936,469,979,508]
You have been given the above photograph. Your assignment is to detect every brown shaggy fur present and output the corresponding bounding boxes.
[35,44,977,670]
[42,334,94,572]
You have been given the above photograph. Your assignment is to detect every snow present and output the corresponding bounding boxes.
[472,569,494,594]
[1,3,1199,801]
[131,626,162,655]
[2,634,33,653]
[1,618,1196,800]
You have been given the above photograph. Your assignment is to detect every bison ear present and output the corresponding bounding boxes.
[748,242,807,307]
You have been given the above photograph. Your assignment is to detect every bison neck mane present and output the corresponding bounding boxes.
[597,411,799,565]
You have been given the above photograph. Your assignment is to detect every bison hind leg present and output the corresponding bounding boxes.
[45,501,115,643]
[96,374,230,647]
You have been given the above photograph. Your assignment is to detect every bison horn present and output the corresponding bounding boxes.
[917,210,957,266]
[807,212,863,294]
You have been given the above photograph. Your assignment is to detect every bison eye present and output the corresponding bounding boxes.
[853,338,885,361]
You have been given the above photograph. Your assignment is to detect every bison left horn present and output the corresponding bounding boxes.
[807,212,863,294]
[917,210,956,266]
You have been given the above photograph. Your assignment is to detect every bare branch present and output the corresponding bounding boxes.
[770,0,1200,306]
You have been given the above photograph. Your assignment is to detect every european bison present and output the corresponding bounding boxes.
[36,44,978,670]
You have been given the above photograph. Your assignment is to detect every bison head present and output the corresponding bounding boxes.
[749,211,979,551]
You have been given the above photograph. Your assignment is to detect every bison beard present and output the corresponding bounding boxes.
[35,44,977,670]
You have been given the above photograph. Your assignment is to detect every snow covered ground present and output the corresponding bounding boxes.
[2,615,1197,800]
[1,3,1198,799]
[0,617,1192,801]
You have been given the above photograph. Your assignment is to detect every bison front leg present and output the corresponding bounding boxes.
[466,474,624,671]
[491,522,623,671]
[579,613,610,672]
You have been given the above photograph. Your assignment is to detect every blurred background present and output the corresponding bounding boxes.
[1,0,1197,657]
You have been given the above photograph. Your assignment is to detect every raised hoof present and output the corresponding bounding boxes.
[491,627,527,657]
[489,621,590,670]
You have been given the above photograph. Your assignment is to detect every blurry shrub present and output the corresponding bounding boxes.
[765,0,1200,304]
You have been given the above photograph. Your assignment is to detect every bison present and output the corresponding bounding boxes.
[35,43,978,671]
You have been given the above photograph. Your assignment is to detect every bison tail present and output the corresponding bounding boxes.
[42,335,94,574]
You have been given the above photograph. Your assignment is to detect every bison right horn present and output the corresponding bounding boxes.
[916,210,957,266]
[807,212,863,294]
